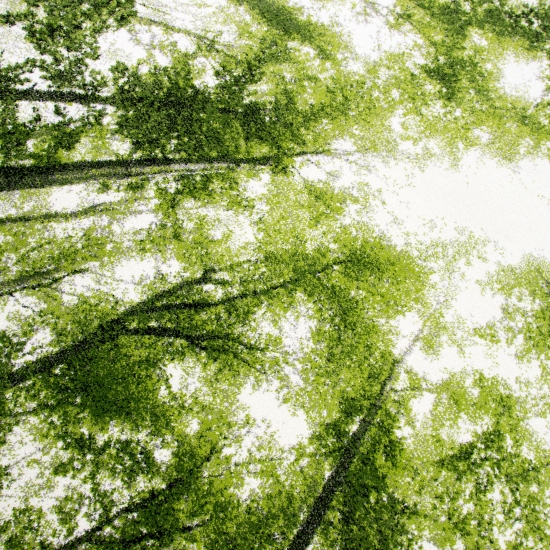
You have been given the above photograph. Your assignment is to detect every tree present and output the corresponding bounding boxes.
[0,0,136,165]
[0,170,433,547]
[3,0,549,168]
[356,0,550,162]
[477,255,550,367]
[0,0,359,167]
[1,0,550,548]
[286,329,424,550]
[394,369,550,548]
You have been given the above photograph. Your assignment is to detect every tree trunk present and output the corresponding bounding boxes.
[286,329,425,550]
[1,88,114,105]
[0,152,326,192]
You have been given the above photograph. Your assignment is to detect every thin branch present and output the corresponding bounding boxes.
[6,293,40,313]
[6,268,221,388]
[196,341,268,375]
[124,326,268,374]
[0,266,58,291]
[133,14,226,51]
[0,268,89,298]
[56,445,218,550]
[0,200,121,227]
[4,447,43,472]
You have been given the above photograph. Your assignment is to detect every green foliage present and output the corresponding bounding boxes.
[387,0,550,162]
[317,406,414,549]
[230,0,344,60]
[0,1,549,548]
[0,159,434,547]
[477,255,550,365]
[395,370,550,548]
[397,0,550,55]
[0,0,358,165]
[0,0,135,90]
[110,31,356,161]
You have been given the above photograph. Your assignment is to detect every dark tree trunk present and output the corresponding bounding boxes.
[286,331,425,550]
[0,152,325,192]
[1,88,114,105]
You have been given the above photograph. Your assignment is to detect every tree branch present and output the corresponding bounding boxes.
[123,326,238,343]
[56,445,218,550]
[146,279,291,315]
[0,201,120,227]
[0,88,114,105]
[0,268,89,298]
[6,268,221,388]
[124,326,268,374]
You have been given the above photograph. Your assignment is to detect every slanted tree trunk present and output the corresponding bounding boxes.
[0,152,326,192]
[286,328,426,550]
[0,88,114,105]
[0,200,120,227]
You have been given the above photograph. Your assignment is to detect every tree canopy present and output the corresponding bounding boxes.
[1,0,549,548]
